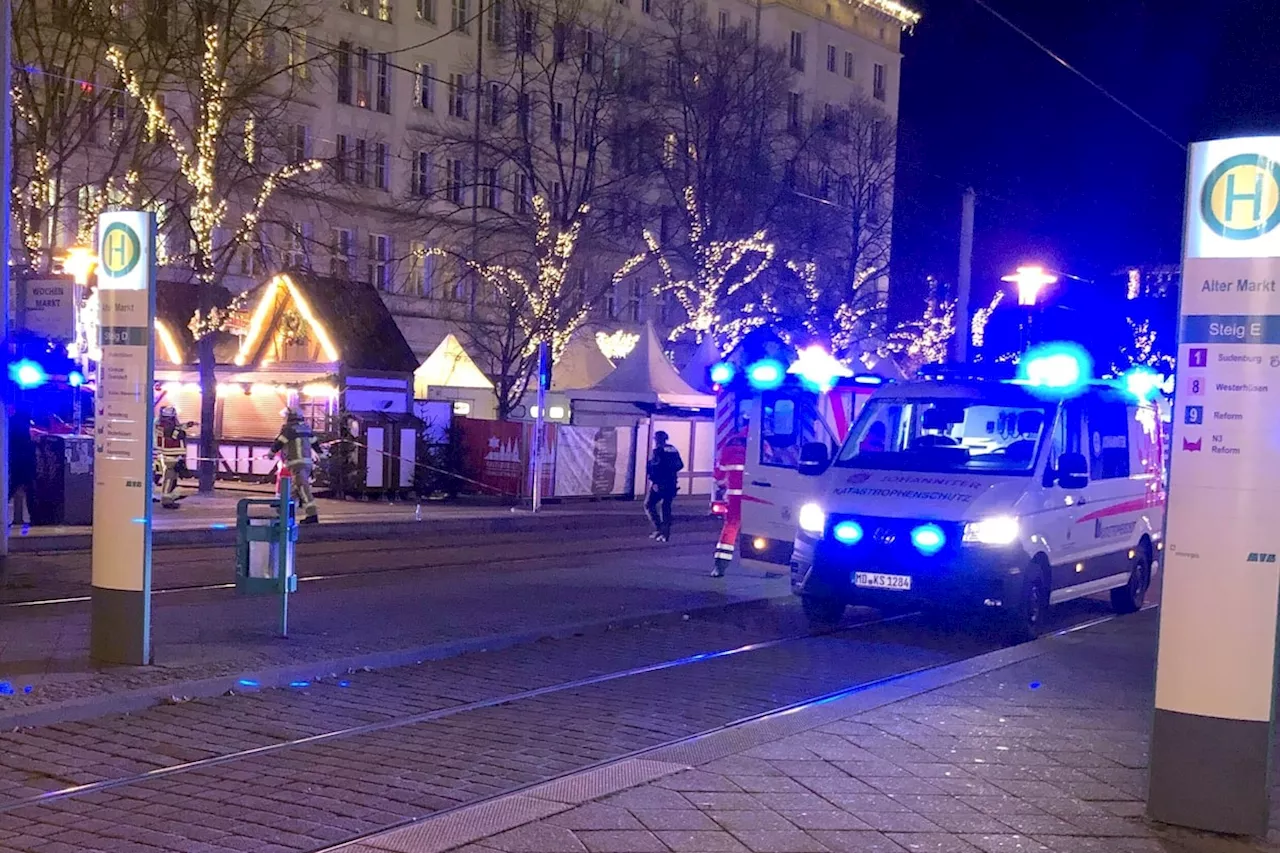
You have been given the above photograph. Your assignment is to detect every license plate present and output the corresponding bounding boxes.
[854,572,912,591]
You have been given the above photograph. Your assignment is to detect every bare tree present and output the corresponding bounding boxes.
[108,0,326,489]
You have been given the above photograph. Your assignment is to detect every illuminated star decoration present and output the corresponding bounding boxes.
[595,330,640,360]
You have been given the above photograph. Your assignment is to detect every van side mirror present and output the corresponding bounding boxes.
[799,441,829,476]
[1056,452,1089,490]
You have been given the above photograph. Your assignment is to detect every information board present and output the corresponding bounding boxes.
[1150,137,1280,834]
[90,211,155,666]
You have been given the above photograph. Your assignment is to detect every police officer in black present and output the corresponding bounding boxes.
[644,430,684,542]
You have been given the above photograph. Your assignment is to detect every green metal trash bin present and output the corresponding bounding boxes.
[235,497,298,635]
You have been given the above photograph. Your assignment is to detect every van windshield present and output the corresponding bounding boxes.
[835,396,1054,475]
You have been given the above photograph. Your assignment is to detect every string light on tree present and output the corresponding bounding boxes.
[971,291,1003,349]
[619,186,775,345]
[884,299,956,375]
[595,330,640,360]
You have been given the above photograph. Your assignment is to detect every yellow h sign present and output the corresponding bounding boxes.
[1201,154,1280,240]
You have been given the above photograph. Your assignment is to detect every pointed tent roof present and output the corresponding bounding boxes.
[679,333,721,394]
[551,328,616,391]
[578,322,713,409]
[415,333,494,397]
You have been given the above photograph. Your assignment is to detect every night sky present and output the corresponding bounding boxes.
[892,0,1280,308]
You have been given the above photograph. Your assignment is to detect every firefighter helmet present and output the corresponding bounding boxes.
[159,405,178,420]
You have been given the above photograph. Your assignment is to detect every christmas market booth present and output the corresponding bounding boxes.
[153,273,421,494]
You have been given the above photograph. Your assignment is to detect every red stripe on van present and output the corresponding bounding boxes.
[1075,496,1164,524]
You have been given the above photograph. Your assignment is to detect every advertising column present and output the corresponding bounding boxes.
[1149,138,1280,834]
[90,212,156,665]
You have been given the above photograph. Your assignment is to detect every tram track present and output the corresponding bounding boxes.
[0,600,1129,852]
[0,535,714,609]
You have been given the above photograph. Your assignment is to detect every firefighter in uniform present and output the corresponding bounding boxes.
[155,406,192,509]
[271,408,323,524]
[711,435,747,577]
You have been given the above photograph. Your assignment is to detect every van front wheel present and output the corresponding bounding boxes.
[802,596,846,630]
[1006,564,1048,644]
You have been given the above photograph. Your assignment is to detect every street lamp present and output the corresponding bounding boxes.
[58,246,98,431]
[1002,265,1059,351]
[61,245,97,287]
[1001,265,1058,307]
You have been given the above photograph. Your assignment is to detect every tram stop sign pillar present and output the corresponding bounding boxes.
[1150,138,1280,835]
[89,211,156,666]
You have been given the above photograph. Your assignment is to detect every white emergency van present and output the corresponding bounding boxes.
[789,373,1166,639]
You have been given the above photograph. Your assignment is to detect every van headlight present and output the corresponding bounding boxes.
[963,516,1020,546]
[798,503,826,534]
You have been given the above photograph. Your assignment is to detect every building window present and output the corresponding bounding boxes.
[374,142,389,190]
[407,241,434,296]
[451,0,468,32]
[662,132,677,167]
[789,31,804,72]
[480,166,499,208]
[412,151,431,196]
[514,172,530,213]
[486,81,502,124]
[286,223,311,269]
[355,47,372,108]
[335,134,349,182]
[368,234,391,289]
[517,92,531,136]
[843,50,854,79]
[378,0,391,20]
[583,29,597,72]
[331,228,354,278]
[291,124,310,162]
[417,0,434,21]
[448,73,468,118]
[446,158,466,204]
[376,53,391,113]
[873,62,886,100]
[551,100,564,144]
[487,0,503,41]
[551,180,563,209]
[787,92,802,133]
[517,8,535,52]
[289,30,309,80]
[354,137,368,185]
[826,44,836,72]
[641,0,651,13]
[717,9,728,36]
[337,41,352,104]
[416,63,435,110]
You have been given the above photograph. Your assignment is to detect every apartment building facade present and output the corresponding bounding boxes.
[22,0,917,371]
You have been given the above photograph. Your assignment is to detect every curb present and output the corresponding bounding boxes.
[10,510,722,553]
[331,616,1108,853]
[0,592,786,730]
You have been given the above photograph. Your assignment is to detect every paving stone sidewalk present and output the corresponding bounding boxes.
[357,609,1278,853]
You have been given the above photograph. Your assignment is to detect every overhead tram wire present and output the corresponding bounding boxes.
[967,0,1186,152]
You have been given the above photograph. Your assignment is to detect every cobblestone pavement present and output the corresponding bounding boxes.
[352,609,1280,853]
[0,596,1121,853]
[0,526,772,714]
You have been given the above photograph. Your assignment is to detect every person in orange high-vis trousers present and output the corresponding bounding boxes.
[712,437,746,577]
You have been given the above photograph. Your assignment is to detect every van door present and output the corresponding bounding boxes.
[742,389,824,544]
[1070,394,1144,586]
[1038,400,1091,594]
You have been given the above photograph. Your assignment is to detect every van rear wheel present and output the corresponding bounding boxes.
[1111,551,1151,614]
[802,596,846,630]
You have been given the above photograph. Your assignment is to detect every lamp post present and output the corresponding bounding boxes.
[1001,265,1058,350]
[60,247,97,431]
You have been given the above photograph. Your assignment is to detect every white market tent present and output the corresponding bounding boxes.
[679,333,721,394]
[551,328,617,391]
[414,333,494,396]
[571,322,714,410]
